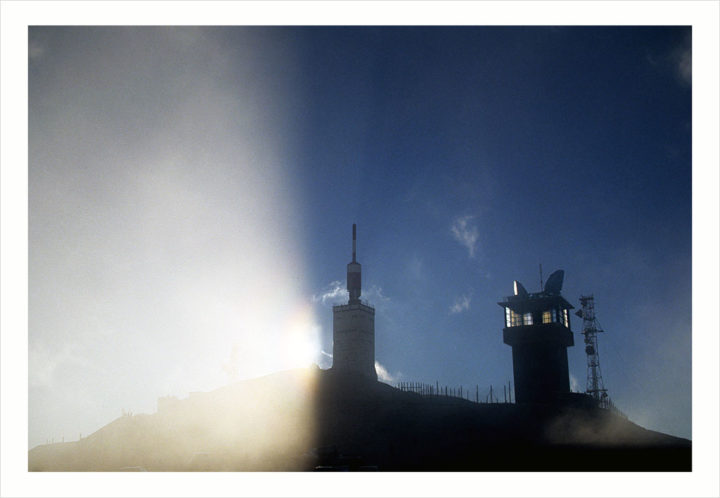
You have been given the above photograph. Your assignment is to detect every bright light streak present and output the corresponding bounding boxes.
[282,306,322,369]
[28,27,320,450]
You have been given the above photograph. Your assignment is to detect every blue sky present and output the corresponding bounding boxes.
[294,27,692,435]
[26,25,692,449]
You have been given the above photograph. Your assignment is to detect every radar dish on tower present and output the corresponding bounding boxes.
[543,270,564,294]
[513,280,528,297]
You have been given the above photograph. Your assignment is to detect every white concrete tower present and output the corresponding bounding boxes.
[332,224,377,380]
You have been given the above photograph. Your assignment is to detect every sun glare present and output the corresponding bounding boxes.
[282,305,321,369]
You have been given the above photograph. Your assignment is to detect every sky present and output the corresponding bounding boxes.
[25,25,694,449]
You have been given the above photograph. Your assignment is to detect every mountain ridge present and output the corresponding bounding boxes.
[29,366,691,471]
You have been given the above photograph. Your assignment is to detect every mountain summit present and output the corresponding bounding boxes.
[29,366,690,471]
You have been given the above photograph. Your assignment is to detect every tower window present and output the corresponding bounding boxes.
[505,308,523,327]
[523,313,533,325]
[542,311,551,323]
[563,309,569,328]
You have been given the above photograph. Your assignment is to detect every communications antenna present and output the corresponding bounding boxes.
[576,295,609,408]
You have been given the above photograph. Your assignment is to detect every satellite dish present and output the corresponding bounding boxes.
[543,270,564,294]
[513,280,528,297]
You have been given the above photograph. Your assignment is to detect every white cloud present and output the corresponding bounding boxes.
[364,284,390,308]
[318,350,333,369]
[672,32,691,86]
[450,294,471,314]
[451,215,479,258]
[312,280,348,305]
[375,361,398,384]
[676,44,691,85]
[313,281,389,308]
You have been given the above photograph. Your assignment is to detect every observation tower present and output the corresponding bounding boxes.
[498,270,574,403]
[332,224,377,380]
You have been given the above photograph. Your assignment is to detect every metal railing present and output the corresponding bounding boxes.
[395,381,514,404]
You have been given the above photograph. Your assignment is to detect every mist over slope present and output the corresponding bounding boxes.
[29,367,690,471]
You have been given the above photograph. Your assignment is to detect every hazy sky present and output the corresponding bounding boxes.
[28,26,692,448]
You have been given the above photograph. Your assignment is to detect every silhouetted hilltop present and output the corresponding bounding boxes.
[29,367,690,471]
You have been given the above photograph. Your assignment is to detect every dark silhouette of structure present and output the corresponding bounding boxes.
[332,224,376,380]
[28,366,691,472]
[499,270,574,403]
[577,294,609,407]
[28,235,692,472]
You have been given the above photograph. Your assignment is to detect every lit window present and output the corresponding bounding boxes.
[542,311,551,323]
[563,309,569,327]
[506,309,523,327]
[523,313,533,325]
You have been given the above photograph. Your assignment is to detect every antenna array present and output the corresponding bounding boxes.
[577,295,609,408]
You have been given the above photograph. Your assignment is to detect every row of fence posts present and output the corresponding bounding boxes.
[45,433,85,445]
[395,381,514,404]
[605,397,627,418]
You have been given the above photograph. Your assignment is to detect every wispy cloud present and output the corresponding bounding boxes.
[313,281,389,309]
[319,350,333,369]
[450,294,471,314]
[318,352,396,382]
[570,373,581,393]
[674,39,691,86]
[451,215,479,258]
[375,361,399,384]
[364,285,390,308]
[645,33,690,87]
[312,281,348,305]
[661,31,691,86]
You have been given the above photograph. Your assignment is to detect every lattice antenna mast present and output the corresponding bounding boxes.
[577,295,609,408]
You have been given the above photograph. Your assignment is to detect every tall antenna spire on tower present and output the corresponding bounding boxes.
[347,223,361,304]
[333,223,376,380]
[352,223,357,263]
